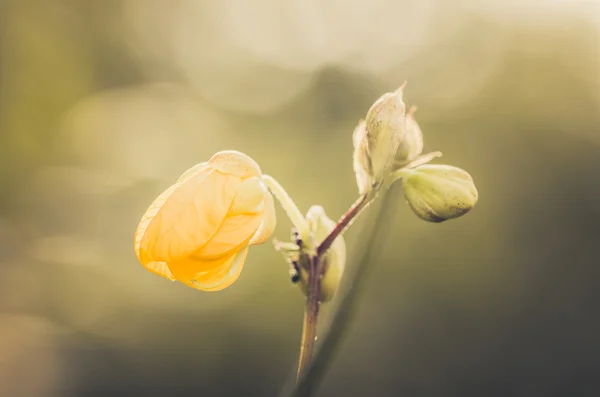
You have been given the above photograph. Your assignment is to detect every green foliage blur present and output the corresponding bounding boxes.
[1,1,600,396]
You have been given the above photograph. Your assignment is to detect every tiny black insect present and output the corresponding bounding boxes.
[289,261,301,283]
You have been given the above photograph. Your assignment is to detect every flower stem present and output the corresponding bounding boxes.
[296,192,376,380]
[297,255,320,379]
[263,175,310,243]
[317,193,371,257]
[283,184,402,397]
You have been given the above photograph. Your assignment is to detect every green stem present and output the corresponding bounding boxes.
[262,175,310,243]
[295,191,376,381]
[281,184,402,397]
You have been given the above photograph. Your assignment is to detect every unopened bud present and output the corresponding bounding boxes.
[352,120,372,194]
[402,164,478,223]
[362,83,407,187]
[353,83,428,193]
[394,106,424,168]
[299,205,346,302]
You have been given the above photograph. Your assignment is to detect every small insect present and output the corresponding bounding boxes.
[273,232,303,284]
[291,227,302,247]
[289,261,301,284]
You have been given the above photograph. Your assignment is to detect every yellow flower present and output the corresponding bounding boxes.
[134,150,276,291]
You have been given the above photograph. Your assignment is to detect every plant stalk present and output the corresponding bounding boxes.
[263,174,310,242]
[296,255,320,379]
[317,194,370,257]
[296,192,375,380]
[285,184,401,397]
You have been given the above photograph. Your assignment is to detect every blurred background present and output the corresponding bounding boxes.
[1,0,600,396]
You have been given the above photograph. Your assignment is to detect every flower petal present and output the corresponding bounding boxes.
[177,162,209,183]
[229,177,266,215]
[137,169,241,263]
[168,244,250,291]
[198,212,263,258]
[250,193,276,245]
[143,261,176,281]
[135,182,180,262]
[196,176,269,258]
[209,150,261,178]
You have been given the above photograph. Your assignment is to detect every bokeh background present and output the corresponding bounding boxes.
[2,1,600,396]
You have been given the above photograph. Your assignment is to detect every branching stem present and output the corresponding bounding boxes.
[295,191,376,380]
[317,194,371,257]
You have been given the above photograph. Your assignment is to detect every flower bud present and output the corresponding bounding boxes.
[353,83,427,193]
[402,164,478,223]
[298,205,346,302]
[394,106,424,168]
[361,83,407,187]
[352,120,372,194]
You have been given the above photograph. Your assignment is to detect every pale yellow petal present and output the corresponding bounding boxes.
[229,177,266,214]
[250,194,276,245]
[198,213,263,258]
[167,248,232,282]
[135,182,182,261]
[191,244,249,291]
[168,244,250,291]
[208,150,261,178]
[177,162,209,183]
[138,169,241,263]
[135,163,210,261]
[195,176,269,257]
[144,261,176,281]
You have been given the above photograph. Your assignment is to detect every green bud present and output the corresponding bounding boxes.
[402,164,478,223]
[298,205,346,302]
